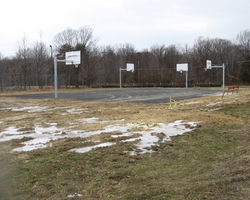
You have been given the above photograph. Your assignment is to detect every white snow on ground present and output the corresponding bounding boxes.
[67,193,83,198]
[65,108,83,114]
[179,100,223,112]
[63,108,88,115]
[206,101,223,107]
[0,127,20,137]
[69,142,116,153]
[207,108,222,112]
[115,120,197,155]
[0,106,198,155]
[0,120,197,155]
[11,106,48,112]
[78,117,99,123]
[180,101,202,105]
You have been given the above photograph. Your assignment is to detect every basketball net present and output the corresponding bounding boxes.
[180,70,183,73]
[75,64,79,68]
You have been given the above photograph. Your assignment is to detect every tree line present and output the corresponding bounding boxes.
[0,26,250,90]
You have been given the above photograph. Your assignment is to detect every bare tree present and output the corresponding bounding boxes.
[3,58,22,89]
[165,45,182,84]
[30,41,50,89]
[136,50,151,84]
[75,26,99,87]
[149,45,165,83]
[53,28,77,53]
[236,30,250,56]
[53,26,98,88]
[16,35,32,89]
[116,44,136,85]
[96,46,118,85]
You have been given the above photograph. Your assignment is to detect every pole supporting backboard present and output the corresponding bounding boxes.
[205,60,225,90]
[54,57,58,98]
[120,63,134,89]
[119,68,126,89]
[176,63,188,88]
[53,51,81,99]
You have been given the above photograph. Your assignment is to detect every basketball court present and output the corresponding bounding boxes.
[7,52,223,104]
[8,88,222,104]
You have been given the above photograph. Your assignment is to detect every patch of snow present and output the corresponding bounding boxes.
[206,101,223,107]
[180,101,202,105]
[126,121,197,155]
[207,108,222,112]
[12,140,48,152]
[67,193,83,198]
[69,142,115,153]
[49,106,72,110]
[121,138,140,142]
[0,127,21,137]
[112,133,134,138]
[11,106,48,112]
[0,114,197,155]
[69,121,197,155]
[79,117,99,123]
[63,108,87,115]
[34,125,62,135]
[66,108,82,114]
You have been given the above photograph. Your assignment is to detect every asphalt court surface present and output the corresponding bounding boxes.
[8,88,223,104]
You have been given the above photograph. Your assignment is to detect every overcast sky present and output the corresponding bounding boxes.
[1,0,249,57]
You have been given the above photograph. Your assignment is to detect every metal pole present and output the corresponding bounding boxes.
[210,64,225,91]
[54,56,58,99]
[49,45,53,86]
[186,70,188,88]
[49,45,53,58]
[222,63,225,91]
[119,68,122,89]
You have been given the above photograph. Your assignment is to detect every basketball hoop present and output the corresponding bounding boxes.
[204,66,207,71]
[180,70,183,73]
[130,70,134,73]
[75,64,79,68]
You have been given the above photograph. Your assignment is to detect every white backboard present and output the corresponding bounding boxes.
[206,60,212,69]
[126,63,134,71]
[176,63,188,71]
[65,51,81,65]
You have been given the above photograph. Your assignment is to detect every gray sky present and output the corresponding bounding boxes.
[1,0,249,57]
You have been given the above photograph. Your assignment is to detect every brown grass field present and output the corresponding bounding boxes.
[0,87,250,199]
